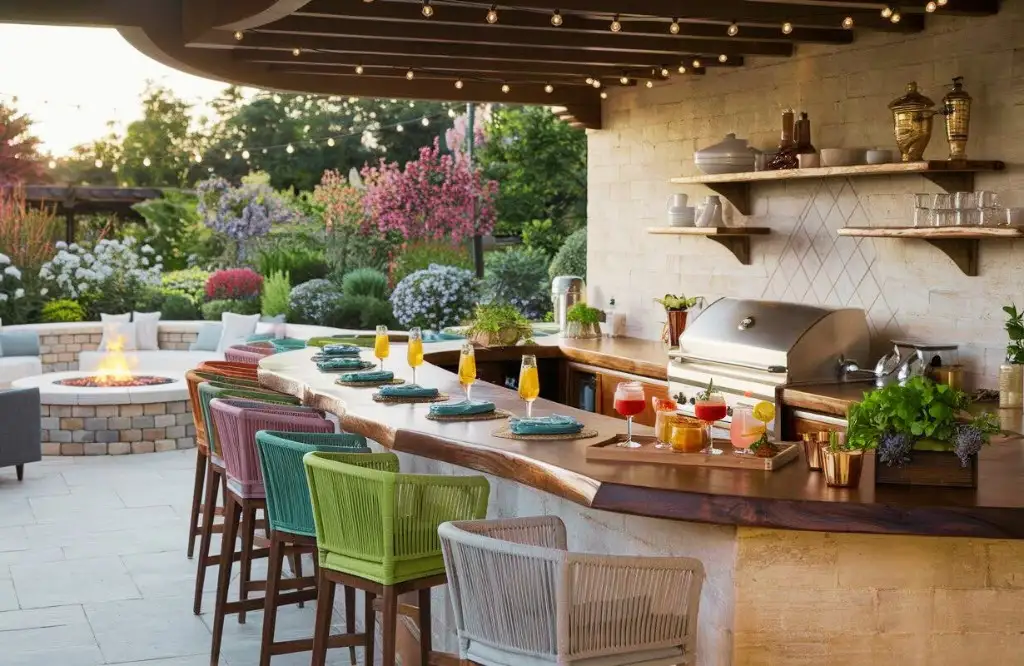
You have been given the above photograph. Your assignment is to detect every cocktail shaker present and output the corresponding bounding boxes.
[942,76,972,160]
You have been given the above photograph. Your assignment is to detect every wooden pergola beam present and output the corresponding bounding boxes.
[182,0,311,41]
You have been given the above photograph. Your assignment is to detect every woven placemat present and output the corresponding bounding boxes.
[317,361,376,373]
[334,377,406,388]
[492,426,600,441]
[311,353,362,363]
[426,408,513,423]
[372,392,450,404]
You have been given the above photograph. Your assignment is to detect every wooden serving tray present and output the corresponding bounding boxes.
[586,435,800,471]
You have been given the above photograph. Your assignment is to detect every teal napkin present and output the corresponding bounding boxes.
[429,400,496,417]
[317,358,369,371]
[378,384,439,398]
[509,414,583,436]
[321,344,362,357]
[340,370,394,383]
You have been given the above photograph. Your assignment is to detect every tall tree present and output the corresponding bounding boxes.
[0,100,47,185]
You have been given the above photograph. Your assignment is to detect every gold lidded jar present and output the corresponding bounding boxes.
[942,76,972,161]
[998,363,1023,409]
[888,82,937,162]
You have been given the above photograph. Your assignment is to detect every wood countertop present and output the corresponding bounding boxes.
[259,343,1024,540]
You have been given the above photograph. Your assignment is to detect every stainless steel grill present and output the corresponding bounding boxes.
[667,298,870,434]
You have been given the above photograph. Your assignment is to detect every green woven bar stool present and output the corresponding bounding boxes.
[303,451,490,666]
[254,431,371,666]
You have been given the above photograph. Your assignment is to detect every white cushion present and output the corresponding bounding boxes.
[216,313,260,353]
[0,356,43,388]
[132,311,161,351]
[79,350,222,374]
[99,321,137,351]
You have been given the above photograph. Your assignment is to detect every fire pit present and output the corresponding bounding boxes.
[55,375,174,388]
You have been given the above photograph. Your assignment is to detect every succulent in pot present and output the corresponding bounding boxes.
[655,294,703,347]
[463,303,533,347]
[564,303,602,339]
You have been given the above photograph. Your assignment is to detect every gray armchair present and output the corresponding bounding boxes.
[0,387,41,480]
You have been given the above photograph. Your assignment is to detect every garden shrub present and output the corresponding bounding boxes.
[162,268,211,304]
[548,227,587,281]
[483,248,551,320]
[205,268,263,302]
[390,264,479,331]
[40,299,85,323]
[288,279,343,325]
[256,243,329,286]
[341,268,389,300]
[262,271,291,317]
[391,240,473,285]
[130,190,204,271]
[325,295,396,330]
[196,176,299,264]
[160,294,199,320]
[0,254,28,324]
[521,219,569,257]
[201,298,260,321]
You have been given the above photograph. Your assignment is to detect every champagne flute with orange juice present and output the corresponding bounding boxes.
[518,355,540,417]
[458,342,476,401]
[407,327,424,384]
[374,325,390,371]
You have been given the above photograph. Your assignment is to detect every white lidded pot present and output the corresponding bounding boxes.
[695,133,757,174]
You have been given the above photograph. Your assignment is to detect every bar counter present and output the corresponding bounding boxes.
[258,341,1024,665]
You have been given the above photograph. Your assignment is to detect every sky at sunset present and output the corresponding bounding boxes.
[0,24,238,156]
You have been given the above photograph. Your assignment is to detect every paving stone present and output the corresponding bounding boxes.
[143,403,167,415]
[72,430,95,443]
[122,429,143,442]
[154,414,176,428]
[0,605,98,657]
[85,597,212,664]
[94,405,118,417]
[11,556,141,608]
[143,428,164,441]
[83,443,107,456]
[96,430,120,443]
[120,405,145,417]
[132,442,156,454]
[60,417,84,430]
[132,415,156,429]
[50,430,72,443]
[61,443,84,456]
[40,417,59,430]
[108,442,131,455]
[107,416,131,430]
[165,425,186,438]
[176,437,196,450]
[71,406,95,417]
[155,439,176,453]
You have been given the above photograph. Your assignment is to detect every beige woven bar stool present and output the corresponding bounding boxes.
[438,516,705,666]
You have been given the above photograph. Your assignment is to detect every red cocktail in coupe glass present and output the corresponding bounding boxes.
[694,383,727,455]
[613,381,646,448]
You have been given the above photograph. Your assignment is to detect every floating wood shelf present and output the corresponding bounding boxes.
[671,160,1005,215]
[838,226,1024,276]
[646,226,771,265]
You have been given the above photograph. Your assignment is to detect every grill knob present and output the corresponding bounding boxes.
[739,316,755,330]
[674,392,685,403]
[688,397,695,405]
[727,406,734,417]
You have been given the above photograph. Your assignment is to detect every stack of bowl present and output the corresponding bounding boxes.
[694,133,756,175]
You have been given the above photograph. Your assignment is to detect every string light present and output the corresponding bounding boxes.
[142,157,152,167]
[660,67,670,77]
[396,124,404,132]
[112,165,119,173]
[225,152,232,159]
[286,144,295,153]
[727,22,739,36]
[669,18,680,34]
[421,0,433,17]
[454,79,464,89]
[881,7,893,17]
[890,11,901,22]
[842,16,855,28]
[193,153,202,163]
[486,5,498,23]
[48,160,56,169]
[600,91,608,99]
[327,137,335,146]
[719,54,728,63]
[586,77,594,85]
[292,48,301,56]
[591,79,601,88]
[421,117,430,126]
[781,21,793,34]
[645,80,654,88]
[355,65,364,74]
[406,69,415,80]
[233,31,244,41]
[241,150,250,159]
[925,1,937,10]
[677,64,687,74]
[551,10,562,26]
[501,83,511,93]
[448,109,457,118]
[937,0,948,5]
[610,14,622,32]
[692,58,702,68]
[619,74,629,85]
[95,159,103,168]
[543,84,554,93]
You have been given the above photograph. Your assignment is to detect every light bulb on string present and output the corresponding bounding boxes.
[881,6,893,17]
[448,109,457,117]
[142,157,152,167]
[660,67,670,77]
[94,159,103,168]
[719,54,728,63]
[600,91,608,99]
[610,14,621,32]
[937,0,948,6]
[544,84,554,93]
[591,79,601,88]
[262,148,268,154]
[327,137,336,146]
[486,5,498,23]
[233,31,244,41]
[619,75,629,85]
[406,69,415,80]
[193,153,202,163]
[890,11,901,22]
[421,0,433,17]
[292,47,301,56]
[842,16,855,28]
[781,21,793,34]
[48,160,56,169]
[727,22,739,36]
[396,124,404,132]
[585,77,594,85]
[225,152,232,160]
[925,1,936,10]
[421,117,430,126]
[669,18,680,34]
[111,165,119,173]
[551,10,562,26]
[355,65,364,74]
[501,83,511,93]
[241,150,250,159]
[678,64,687,74]
[645,80,654,89]
[286,144,295,154]
[455,79,464,89]
[692,58,701,68]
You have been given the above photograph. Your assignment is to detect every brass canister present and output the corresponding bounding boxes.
[888,82,937,162]
[822,450,864,488]
[802,433,823,471]
[942,76,972,160]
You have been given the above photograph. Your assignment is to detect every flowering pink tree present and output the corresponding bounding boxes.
[360,138,497,243]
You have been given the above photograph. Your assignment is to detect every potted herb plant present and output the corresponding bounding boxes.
[564,303,602,339]
[847,376,998,488]
[999,304,1024,408]
[464,303,534,347]
[820,431,868,488]
[654,294,703,347]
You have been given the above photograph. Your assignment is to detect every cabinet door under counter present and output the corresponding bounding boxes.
[564,362,669,427]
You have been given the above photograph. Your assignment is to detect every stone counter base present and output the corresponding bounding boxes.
[40,401,196,455]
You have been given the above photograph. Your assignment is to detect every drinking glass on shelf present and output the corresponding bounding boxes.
[931,193,953,211]
[374,325,390,370]
[458,342,477,401]
[913,207,932,227]
[932,208,956,227]
[613,381,646,448]
[694,392,727,455]
[977,190,1000,208]
[518,355,540,417]
[407,327,424,385]
[953,191,976,210]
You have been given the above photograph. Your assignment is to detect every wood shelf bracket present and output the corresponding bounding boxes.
[924,238,979,276]
[707,234,752,265]
[705,182,751,215]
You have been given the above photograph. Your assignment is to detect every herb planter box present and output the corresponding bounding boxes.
[875,450,978,488]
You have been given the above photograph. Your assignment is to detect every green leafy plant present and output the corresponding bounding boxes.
[392,240,473,285]
[341,268,389,300]
[547,227,586,281]
[201,298,260,321]
[566,303,601,325]
[262,270,291,317]
[161,268,211,305]
[256,242,329,286]
[463,303,533,346]
[483,248,551,320]
[1004,304,1024,364]
[325,295,396,329]
[40,299,86,323]
[695,378,715,402]
[655,294,703,311]
[521,219,570,257]
[160,293,199,320]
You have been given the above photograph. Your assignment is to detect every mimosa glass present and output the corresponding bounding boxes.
[613,381,646,448]
[694,393,727,455]
[458,342,476,401]
[374,325,390,371]
[518,355,540,417]
[407,327,424,384]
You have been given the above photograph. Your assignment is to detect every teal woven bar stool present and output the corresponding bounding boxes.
[303,451,490,666]
[254,431,371,666]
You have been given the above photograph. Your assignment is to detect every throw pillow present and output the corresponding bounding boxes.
[259,314,287,339]
[99,321,137,351]
[0,331,39,357]
[190,323,223,352]
[132,311,162,351]
[216,313,260,353]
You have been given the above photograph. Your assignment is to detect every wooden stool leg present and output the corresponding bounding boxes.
[186,447,206,558]
[419,587,433,664]
[210,494,241,666]
[258,534,286,666]
[345,586,357,665]
[238,504,257,624]
[311,572,336,666]
[289,551,305,609]
[382,585,398,666]
[193,463,220,615]
[364,590,377,666]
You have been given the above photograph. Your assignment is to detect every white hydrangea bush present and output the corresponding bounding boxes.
[39,238,162,303]
[288,279,342,324]
[0,253,27,323]
[390,264,479,331]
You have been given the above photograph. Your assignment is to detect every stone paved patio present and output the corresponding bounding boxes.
[0,450,359,665]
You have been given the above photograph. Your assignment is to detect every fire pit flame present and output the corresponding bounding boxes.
[54,335,174,388]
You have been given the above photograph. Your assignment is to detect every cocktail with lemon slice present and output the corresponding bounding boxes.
[730,400,774,454]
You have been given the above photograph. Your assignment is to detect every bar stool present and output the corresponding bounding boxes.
[269,338,308,353]
[255,431,372,666]
[198,360,261,380]
[438,516,705,666]
[225,343,276,364]
[208,400,334,665]
[303,451,490,666]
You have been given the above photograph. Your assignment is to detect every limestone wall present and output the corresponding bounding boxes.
[30,323,203,373]
[40,400,195,456]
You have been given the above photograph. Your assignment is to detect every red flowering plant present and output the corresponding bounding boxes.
[205,268,264,302]
[360,138,497,243]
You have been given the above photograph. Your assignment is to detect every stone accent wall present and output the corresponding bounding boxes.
[158,329,199,351]
[37,328,200,372]
[587,7,1024,389]
[40,400,196,456]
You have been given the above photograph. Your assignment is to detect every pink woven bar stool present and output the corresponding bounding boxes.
[225,343,276,364]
